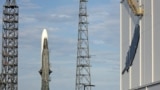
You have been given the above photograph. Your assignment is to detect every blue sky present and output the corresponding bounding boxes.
[0,0,119,90]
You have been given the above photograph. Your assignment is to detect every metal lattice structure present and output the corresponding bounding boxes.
[0,0,18,90]
[76,0,94,90]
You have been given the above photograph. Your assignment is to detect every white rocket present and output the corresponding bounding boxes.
[39,29,52,90]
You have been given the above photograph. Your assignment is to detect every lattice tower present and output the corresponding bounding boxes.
[0,0,18,90]
[76,0,94,90]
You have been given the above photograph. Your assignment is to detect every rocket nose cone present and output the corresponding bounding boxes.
[41,29,48,54]
[42,29,48,39]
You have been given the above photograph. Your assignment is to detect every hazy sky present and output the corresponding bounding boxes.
[0,0,119,90]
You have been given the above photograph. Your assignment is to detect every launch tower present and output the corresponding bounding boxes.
[75,0,94,90]
[0,0,19,90]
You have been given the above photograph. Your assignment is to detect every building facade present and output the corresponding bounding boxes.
[120,0,160,90]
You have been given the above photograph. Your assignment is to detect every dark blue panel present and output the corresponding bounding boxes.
[122,24,140,74]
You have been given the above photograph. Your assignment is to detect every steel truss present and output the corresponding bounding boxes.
[76,0,94,90]
[0,0,18,90]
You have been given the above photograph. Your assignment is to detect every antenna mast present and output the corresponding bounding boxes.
[76,0,94,90]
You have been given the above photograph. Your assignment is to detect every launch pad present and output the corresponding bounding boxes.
[0,0,95,90]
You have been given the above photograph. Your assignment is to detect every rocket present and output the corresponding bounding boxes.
[39,29,52,90]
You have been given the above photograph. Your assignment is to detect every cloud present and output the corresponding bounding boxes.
[20,15,37,24]
[18,0,40,9]
[88,3,119,51]
[36,13,74,23]
[92,40,105,45]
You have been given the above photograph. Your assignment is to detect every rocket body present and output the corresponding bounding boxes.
[39,29,52,90]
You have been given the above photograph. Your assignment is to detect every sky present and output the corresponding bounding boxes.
[0,0,120,90]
